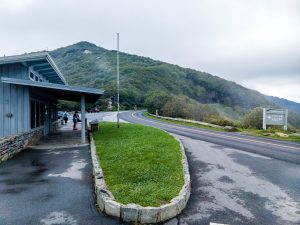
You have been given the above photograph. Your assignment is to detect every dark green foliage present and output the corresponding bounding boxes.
[50,41,300,128]
[50,41,270,110]
[144,91,171,114]
[57,100,80,111]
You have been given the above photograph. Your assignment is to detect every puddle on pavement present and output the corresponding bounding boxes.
[210,144,227,150]
[40,211,78,225]
[48,158,87,180]
[0,158,48,187]
[218,175,234,183]
[1,187,28,194]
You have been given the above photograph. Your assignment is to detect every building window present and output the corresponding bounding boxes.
[31,100,36,129]
[31,100,45,129]
[36,102,40,127]
[41,103,44,126]
[29,72,35,81]
[29,70,43,82]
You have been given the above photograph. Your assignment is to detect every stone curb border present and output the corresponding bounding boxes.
[89,132,191,224]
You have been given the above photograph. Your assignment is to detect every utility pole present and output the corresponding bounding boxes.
[117,33,120,128]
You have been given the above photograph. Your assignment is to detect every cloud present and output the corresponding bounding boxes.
[241,76,300,103]
[0,0,299,102]
[0,0,36,9]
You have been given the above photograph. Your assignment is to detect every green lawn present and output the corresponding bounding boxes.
[93,122,184,207]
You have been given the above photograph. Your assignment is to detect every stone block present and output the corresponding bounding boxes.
[184,173,190,183]
[0,149,8,155]
[172,194,187,213]
[121,203,140,222]
[160,203,179,222]
[104,199,121,217]
[140,206,160,224]
[1,153,9,162]
[97,191,110,212]
[95,178,105,191]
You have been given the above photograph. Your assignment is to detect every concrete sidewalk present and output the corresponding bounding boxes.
[0,122,123,225]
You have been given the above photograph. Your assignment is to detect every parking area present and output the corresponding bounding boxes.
[0,122,123,225]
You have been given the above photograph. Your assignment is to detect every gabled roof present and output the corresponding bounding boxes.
[0,51,67,85]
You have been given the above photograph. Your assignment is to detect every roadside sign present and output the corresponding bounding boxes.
[263,108,288,131]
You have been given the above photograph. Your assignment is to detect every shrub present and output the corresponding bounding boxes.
[162,95,192,119]
[161,95,219,121]
[241,107,263,129]
[205,115,234,127]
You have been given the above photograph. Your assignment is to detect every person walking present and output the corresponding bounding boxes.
[63,111,69,124]
[73,111,80,130]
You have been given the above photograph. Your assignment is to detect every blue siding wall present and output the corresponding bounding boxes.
[0,63,30,137]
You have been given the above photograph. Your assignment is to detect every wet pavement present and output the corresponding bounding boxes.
[2,111,299,225]
[177,135,300,225]
[120,111,300,225]
[0,145,124,225]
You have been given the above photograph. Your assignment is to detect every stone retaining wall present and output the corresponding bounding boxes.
[0,128,44,163]
[90,132,191,224]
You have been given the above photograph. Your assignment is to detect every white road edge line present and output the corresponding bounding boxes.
[131,112,300,151]
[210,223,230,225]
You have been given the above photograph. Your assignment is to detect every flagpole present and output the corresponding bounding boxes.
[117,33,120,128]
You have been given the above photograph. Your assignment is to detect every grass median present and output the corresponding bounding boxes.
[93,122,184,207]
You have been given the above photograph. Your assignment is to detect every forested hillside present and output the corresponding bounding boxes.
[50,41,300,128]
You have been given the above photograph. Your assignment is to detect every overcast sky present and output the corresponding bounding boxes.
[0,0,299,102]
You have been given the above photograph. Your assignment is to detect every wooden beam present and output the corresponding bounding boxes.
[38,68,53,74]
[33,64,51,70]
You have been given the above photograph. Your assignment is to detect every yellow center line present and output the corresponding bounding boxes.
[131,112,300,151]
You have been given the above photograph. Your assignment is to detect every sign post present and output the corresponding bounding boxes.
[263,108,288,131]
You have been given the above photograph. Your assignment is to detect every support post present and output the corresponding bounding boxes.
[81,95,86,144]
[284,109,288,131]
[263,108,266,130]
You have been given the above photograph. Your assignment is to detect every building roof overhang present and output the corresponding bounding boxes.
[0,52,67,85]
[1,77,103,103]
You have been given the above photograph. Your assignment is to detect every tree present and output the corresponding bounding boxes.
[144,91,171,114]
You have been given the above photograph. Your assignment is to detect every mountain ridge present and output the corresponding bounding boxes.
[49,41,300,128]
[265,95,300,114]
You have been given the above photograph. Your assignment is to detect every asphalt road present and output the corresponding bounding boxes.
[120,111,300,225]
